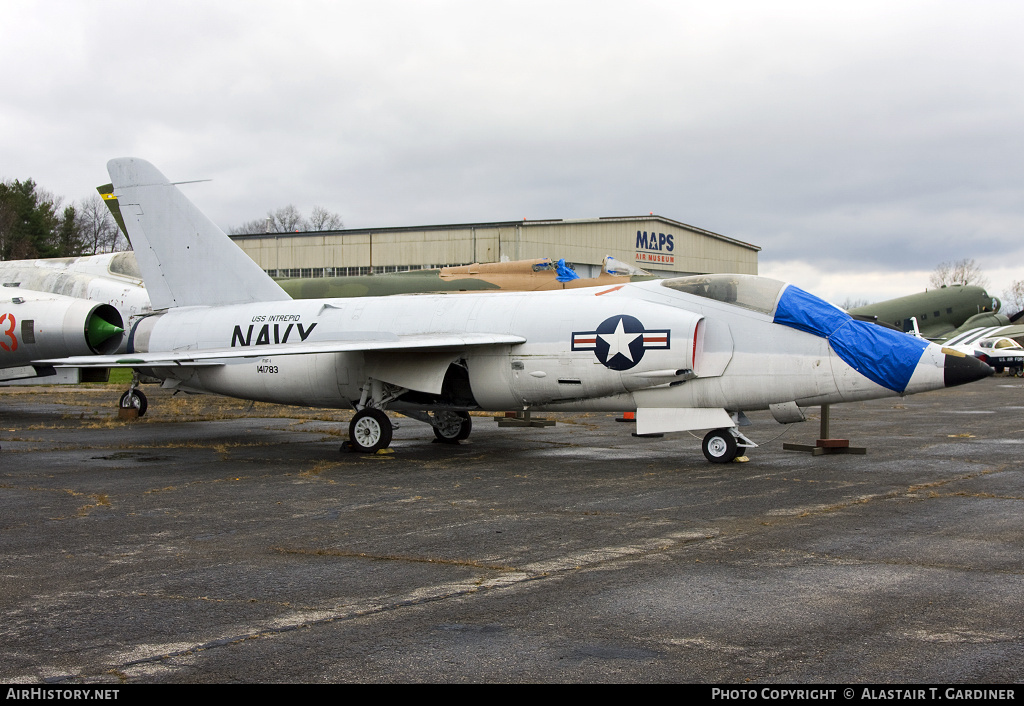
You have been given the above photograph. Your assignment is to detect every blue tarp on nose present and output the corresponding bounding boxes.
[773,285,930,393]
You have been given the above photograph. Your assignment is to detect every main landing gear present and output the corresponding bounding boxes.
[345,408,475,453]
[118,373,147,417]
[344,378,477,453]
[348,408,393,453]
[344,378,404,453]
[431,411,472,444]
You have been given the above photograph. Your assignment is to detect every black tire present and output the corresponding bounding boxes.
[432,411,472,443]
[348,408,393,453]
[119,389,148,417]
[702,428,738,463]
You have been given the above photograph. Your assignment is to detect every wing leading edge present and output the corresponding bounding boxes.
[39,332,527,368]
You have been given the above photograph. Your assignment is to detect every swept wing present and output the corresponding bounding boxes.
[39,332,525,368]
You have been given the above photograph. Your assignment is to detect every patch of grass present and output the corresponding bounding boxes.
[106,368,134,386]
[300,460,343,477]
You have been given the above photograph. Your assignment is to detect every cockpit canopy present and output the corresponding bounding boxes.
[661,274,788,315]
[979,337,1023,351]
[107,251,142,279]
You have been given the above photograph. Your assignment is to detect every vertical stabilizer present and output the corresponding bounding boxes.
[107,158,290,309]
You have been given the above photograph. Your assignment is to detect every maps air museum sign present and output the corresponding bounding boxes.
[635,230,674,266]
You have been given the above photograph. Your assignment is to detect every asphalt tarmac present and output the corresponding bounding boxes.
[1,377,1021,684]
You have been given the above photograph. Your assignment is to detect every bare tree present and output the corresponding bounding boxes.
[840,297,872,310]
[230,204,344,235]
[1002,280,1024,315]
[269,205,305,232]
[929,258,989,289]
[308,205,344,231]
[76,194,127,253]
[230,217,273,235]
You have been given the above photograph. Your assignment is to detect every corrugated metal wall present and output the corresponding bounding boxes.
[230,217,758,277]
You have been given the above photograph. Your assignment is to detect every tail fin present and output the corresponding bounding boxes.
[96,183,131,245]
[107,158,289,309]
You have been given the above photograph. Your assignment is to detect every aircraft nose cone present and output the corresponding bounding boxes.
[943,350,994,388]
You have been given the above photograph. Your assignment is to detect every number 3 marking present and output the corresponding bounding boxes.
[0,313,17,352]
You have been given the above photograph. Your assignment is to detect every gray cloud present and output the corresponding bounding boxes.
[3,0,1023,300]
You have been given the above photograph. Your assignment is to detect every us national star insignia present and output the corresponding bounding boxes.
[571,315,671,371]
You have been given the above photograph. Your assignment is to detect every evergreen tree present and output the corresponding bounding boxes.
[0,179,61,259]
[57,204,85,257]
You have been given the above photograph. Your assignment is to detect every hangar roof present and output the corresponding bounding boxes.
[229,214,761,253]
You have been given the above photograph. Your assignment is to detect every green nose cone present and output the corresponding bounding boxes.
[86,317,124,348]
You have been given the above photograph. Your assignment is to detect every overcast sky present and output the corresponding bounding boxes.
[3,0,1023,304]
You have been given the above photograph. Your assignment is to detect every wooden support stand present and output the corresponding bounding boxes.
[782,404,866,456]
[494,410,556,428]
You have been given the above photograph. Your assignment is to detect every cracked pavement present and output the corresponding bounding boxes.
[1,378,1022,683]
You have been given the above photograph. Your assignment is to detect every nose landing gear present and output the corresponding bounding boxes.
[701,415,756,464]
[702,428,738,463]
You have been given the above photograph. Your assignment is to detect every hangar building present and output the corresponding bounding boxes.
[228,215,759,279]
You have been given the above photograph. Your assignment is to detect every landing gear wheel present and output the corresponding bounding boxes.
[432,411,472,443]
[348,408,393,453]
[119,389,148,417]
[702,428,738,464]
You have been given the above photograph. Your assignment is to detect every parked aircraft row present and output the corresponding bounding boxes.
[850,284,1024,374]
[850,285,999,336]
[8,186,1020,383]
[20,158,992,463]
[850,285,1023,339]
[6,232,1018,365]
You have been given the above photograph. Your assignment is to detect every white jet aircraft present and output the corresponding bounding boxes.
[0,251,151,333]
[42,158,993,463]
[0,288,125,384]
[0,253,148,388]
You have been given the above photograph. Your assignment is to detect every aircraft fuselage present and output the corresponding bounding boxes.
[128,280,951,416]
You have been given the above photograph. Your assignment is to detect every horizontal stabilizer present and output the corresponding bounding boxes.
[0,365,51,382]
